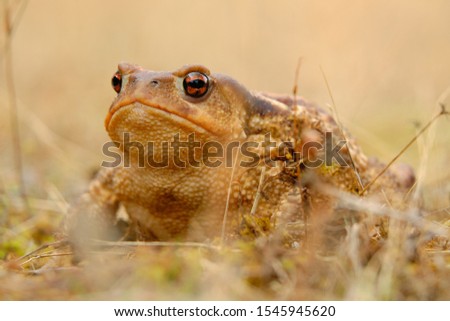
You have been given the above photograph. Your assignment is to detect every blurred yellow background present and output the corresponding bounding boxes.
[1,0,449,201]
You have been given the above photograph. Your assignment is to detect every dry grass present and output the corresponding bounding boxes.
[1,0,449,300]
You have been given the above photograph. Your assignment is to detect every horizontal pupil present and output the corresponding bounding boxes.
[190,79,205,88]
[112,77,121,85]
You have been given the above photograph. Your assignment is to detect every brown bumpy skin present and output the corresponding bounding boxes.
[66,63,415,246]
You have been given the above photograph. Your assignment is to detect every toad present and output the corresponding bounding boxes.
[66,63,414,246]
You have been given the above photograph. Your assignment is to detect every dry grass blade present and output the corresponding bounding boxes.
[1,0,28,37]
[2,0,29,209]
[16,239,221,267]
[323,184,449,236]
[320,66,364,191]
[20,252,73,267]
[220,149,240,247]
[14,240,68,265]
[23,110,100,166]
[250,166,266,216]
[291,57,303,140]
[90,239,220,251]
[361,103,449,195]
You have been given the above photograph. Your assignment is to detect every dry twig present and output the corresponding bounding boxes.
[2,0,29,208]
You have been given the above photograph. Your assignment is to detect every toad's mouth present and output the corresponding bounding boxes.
[105,99,217,136]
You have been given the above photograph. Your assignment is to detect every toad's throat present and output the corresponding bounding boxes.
[105,99,216,135]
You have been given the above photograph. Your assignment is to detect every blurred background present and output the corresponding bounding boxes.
[1,0,449,217]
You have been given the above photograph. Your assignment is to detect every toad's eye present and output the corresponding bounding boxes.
[111,71,122,93]
[183,72,209,98]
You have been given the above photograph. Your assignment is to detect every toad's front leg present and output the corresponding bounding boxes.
[65,168,122,250]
